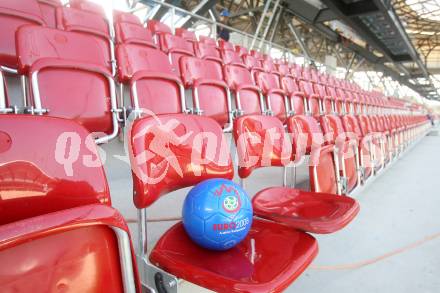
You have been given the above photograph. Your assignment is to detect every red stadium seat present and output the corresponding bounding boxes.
[116,44,187,116]
[159,33,195,75]
[234,114,359,233]
[320,114,360,193]
[299,80,320,118]
[198,35,217,47]
[342,114,374,182]
[0,0,45,69]
[180,57,232,130]
[290,63,303,79]
[0,115,139,292]
[249,49,264,61]
[242,54,264,80]
[175,27,197,44]
[357,114,385,172]
[281,76,307,116]
[223,64,264,116]
[221,49,245,66]
[194,41,222,71]
[37,0,61,28]
[69,0,105,15]
[256,71,288,123]
[114,12,156,48]
[16,26,119,143]
[129,114,318,292]
[218,39,235,51]
[56,6,114,73]
[147,19,172,36]
[56,6,109,40]
[288,115,343,194]
[276,63,291,77]
[235,45,248,57]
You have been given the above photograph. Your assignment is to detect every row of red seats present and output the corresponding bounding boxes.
[0,0,431,194]
[0,106,430,292]
[0,0,425,137]
[0,1,431,292]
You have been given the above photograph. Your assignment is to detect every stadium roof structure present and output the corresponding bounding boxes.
[151,0,440,100]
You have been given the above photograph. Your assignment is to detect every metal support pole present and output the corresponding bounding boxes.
[208,9,217,38]
[344,53,356,80]
[174,0,210,27]
[287,21,311,60]
[170,7,175,34]
[138,208,148,258]
[258,0,281,50]
[250,0,273,50]
[0,71,5,109]
[268,8,283,51]
[347,57,365,80]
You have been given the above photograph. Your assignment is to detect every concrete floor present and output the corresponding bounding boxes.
[103,126,440,293]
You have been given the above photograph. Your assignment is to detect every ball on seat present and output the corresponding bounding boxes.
[182,178,253,251]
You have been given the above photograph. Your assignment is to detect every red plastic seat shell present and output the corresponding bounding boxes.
[0,115,111,225]
[17,25,111,73]
[150,219,318,293]
[0,204,140,292]
[252,187,359,233]
[129,114,233,208]
[0,0,44,68]
[233,115,291,179]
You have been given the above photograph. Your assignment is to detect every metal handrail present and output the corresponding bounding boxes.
[130,0,313,62]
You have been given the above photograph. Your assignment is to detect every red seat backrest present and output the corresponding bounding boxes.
[342,114,363,141]
[256,72,287,122]
[180,57,230,127]
[0,114,139,292]
[17,26,110,72]
[233,115,291,179]
[287,115,339,194]
[175,27,197,43]
[159,33,195,75]
[129,114,233,208]
[0,0,45,68]
[69,0,105,15]
[221,50,245,66]
[159,33,194,55]
[320,114,346,145]
[38,0,61,28]
[147,19,172,36]
[242,54,262,70]
[116,44,183,115]
[281,76,306,115]
[276,63,290,77]
[256,71,281,92]
[180,57,223,86]
[0,115,110,225]
[223,64,254,90]
[114,13,156,48]
[17,26,114,136]
[290,64,303,79]
[218,39,234,51]
[223,64,262,115]
[299,80,320,117]
[287,115,324,155]
[250,49,263,61]
[195,41,221,62]
[357,115,372,137]
[56,7,110,41]
[199,35,217,47]
[262,59,276,73]
[235,45,248,57]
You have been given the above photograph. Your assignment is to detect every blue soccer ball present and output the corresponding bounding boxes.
[182,178,253,251]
